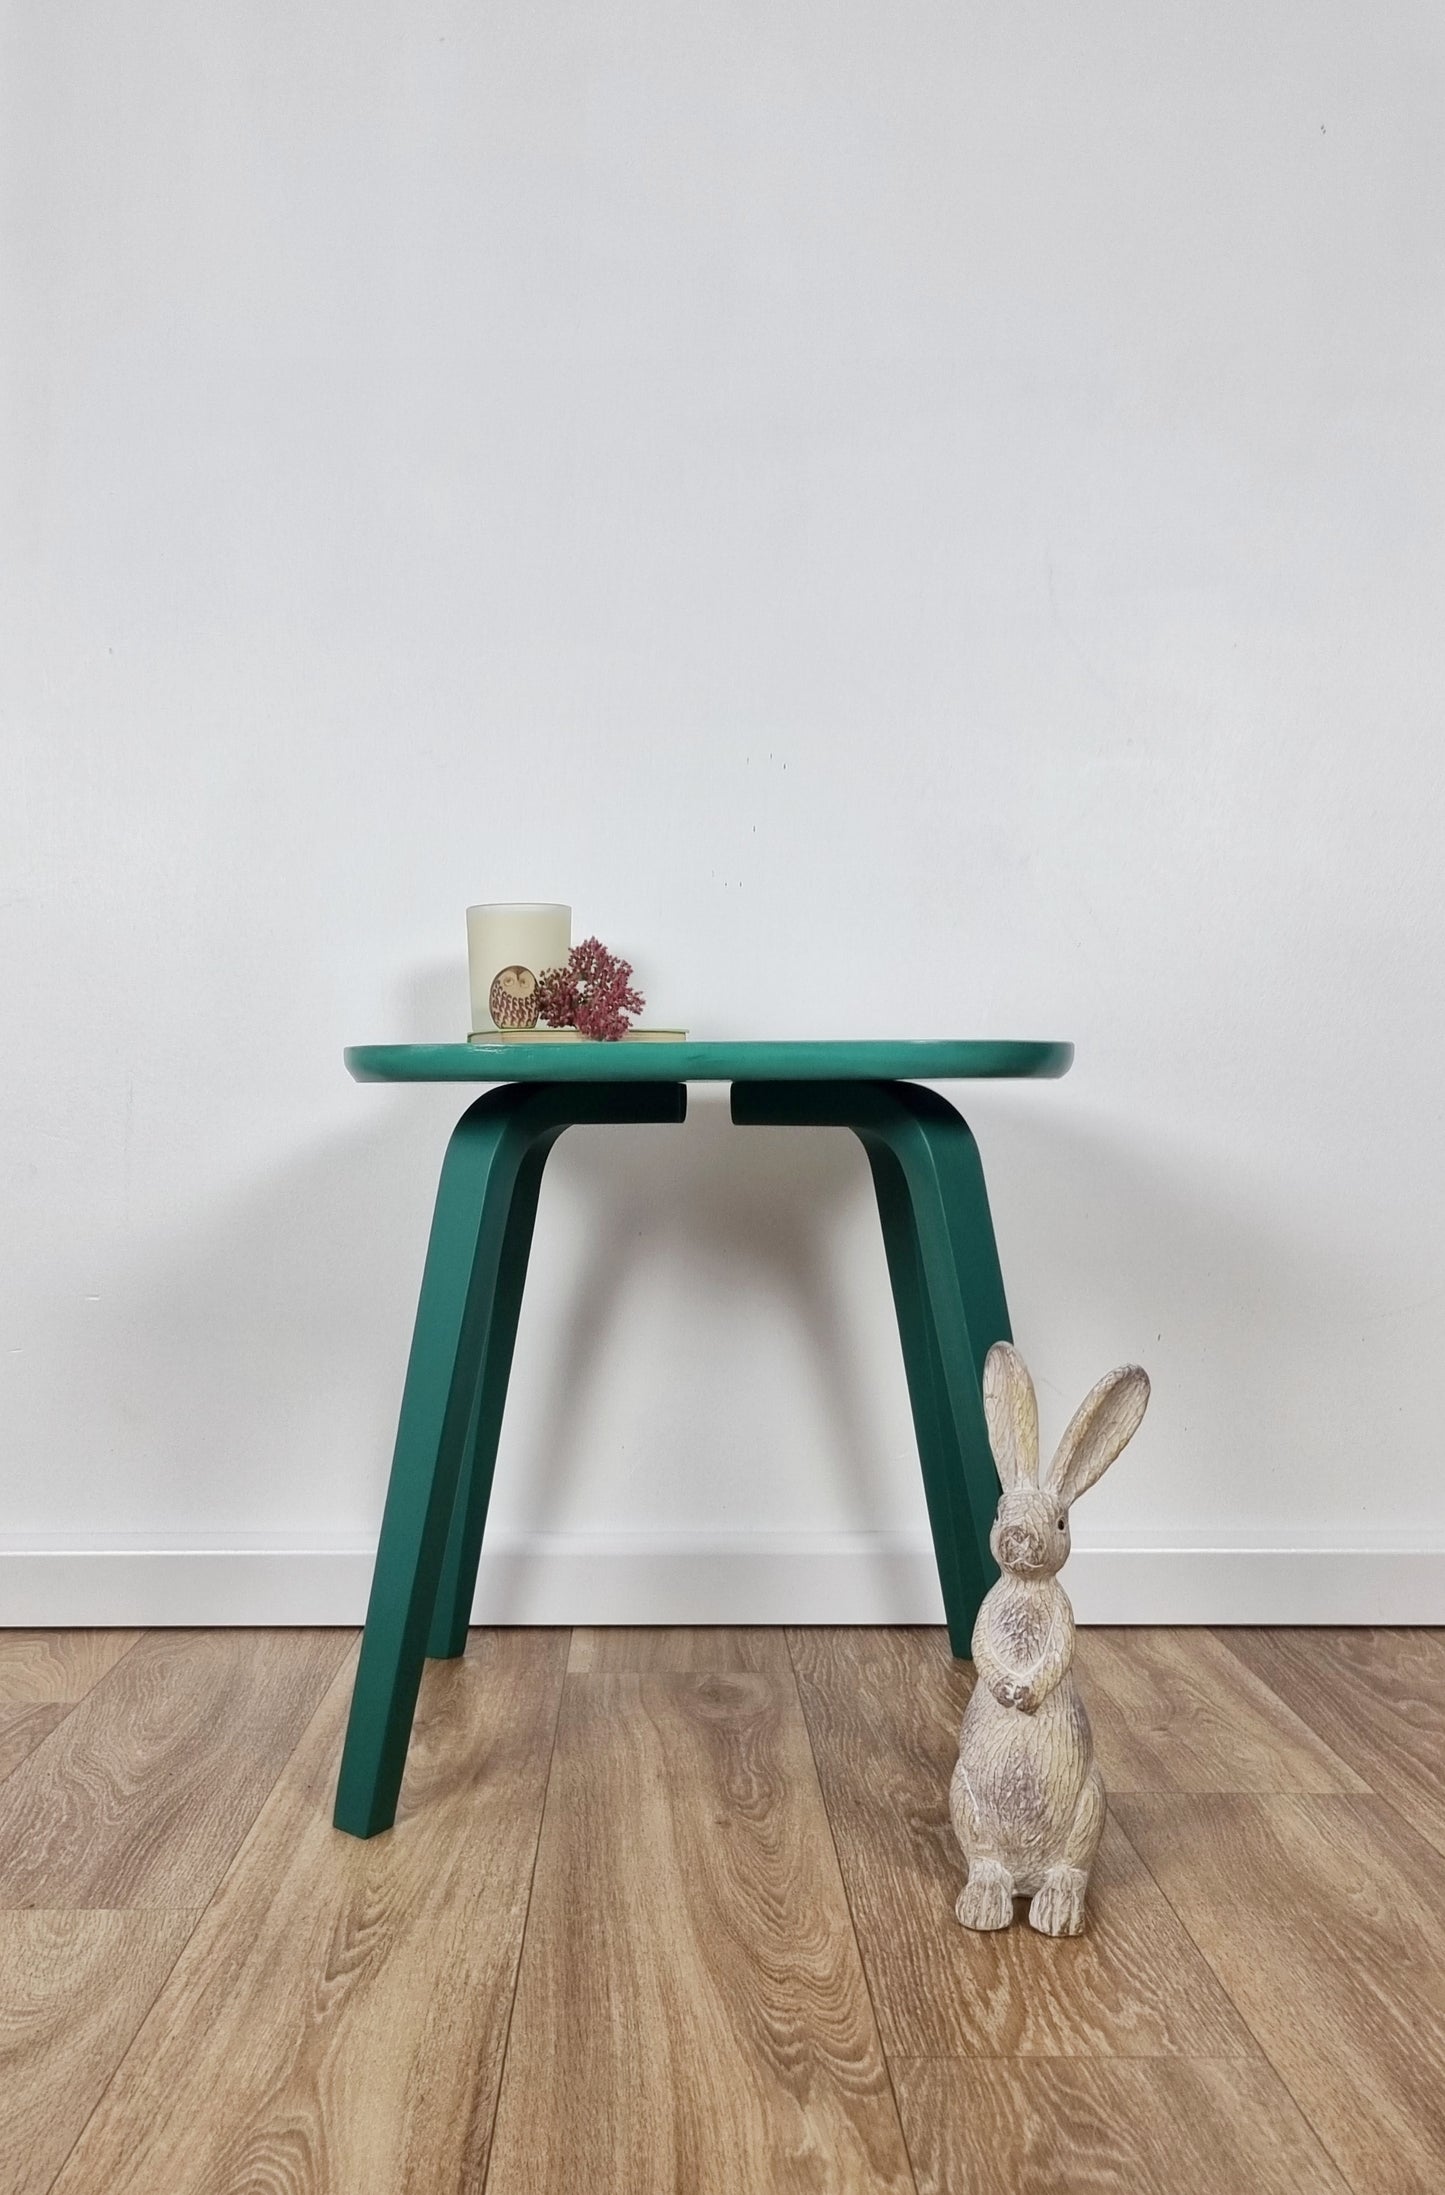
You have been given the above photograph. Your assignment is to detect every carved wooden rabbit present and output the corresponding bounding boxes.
[951,1342,1149,1936]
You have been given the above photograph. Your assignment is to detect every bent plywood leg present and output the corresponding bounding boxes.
[883,1081,1014,1634]
[891,1139,1004,1642]
[426,1136,551,1660]
[422,1082,685,1667]
[859,1142,971,1643]
[336,1080,686,1838]
[887,1081,1011,1391]
[334,1088,545,1838]
[730,1080,1011,1657]
[334,1091,534,1838]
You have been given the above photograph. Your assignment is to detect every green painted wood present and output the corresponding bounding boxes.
[890,1082,1013,1392]
[345,1038,1072,1085]
[426,1135,551,1661]
[333,1080,686,1839]
[337,1046,1061,1833]
[863,1146,975,1643]
[730,1081,1011,1654]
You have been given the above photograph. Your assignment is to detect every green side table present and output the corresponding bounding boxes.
[333,1038,1073,1837]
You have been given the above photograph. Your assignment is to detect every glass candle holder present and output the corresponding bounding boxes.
[466,903,571,1032]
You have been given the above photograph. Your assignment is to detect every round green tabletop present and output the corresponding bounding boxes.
[345,1039,1074,1084]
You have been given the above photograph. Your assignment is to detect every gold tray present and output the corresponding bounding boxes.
[467,1028,689,1046]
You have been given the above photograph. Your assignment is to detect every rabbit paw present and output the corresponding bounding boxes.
[1028,1866,1088,1937]
[956,1860,1015,1931]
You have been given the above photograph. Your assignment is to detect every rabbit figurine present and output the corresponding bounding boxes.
[951,1341,1150,1937]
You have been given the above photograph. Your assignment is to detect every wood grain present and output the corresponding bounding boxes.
[0,1630,140,1708]
[567,1625,793,1673]
[0,1706,68,1786]
[0,1628,351,1909]
[0,1909,197,2195]
[51,1629,569,2195]
[892,2056,1351,2195]
[1220,1626,1445,1855]
[486,1668,914,2194]
[788,1627,1252,2058]
[1076,1626,1365,1794]
[1115,1792,1445,2195]
[13,1622,1442,2194]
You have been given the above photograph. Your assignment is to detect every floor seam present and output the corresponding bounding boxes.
[34,1904,211,2195]
[1207,1627,1379,1795]
[477,1625,572,2195]
[35,1629,360,2189]
[784,1627,922,2195]
[0,1630,151,1797]
[1105,1802,1365,2195]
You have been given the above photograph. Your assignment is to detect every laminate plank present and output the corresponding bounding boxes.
[892,2056,1350,2195]
[787,1627,1251,2059]
[0,1909,197,2195]
[486,1668,915,2194]
[0,1630,140,1708]
[1115,1792,1445,2195]
[1075,1627,1365,1794]
[566,1625,793,1674]
[1220,1627,1445,1857]
[50,1630,569,2195]
[0,1628,351,1909]
[0,1706,68,1787]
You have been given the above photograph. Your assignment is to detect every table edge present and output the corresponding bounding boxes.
[343,1039,1075,1084]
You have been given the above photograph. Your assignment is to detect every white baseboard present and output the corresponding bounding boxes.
[2,1531,1442,1627]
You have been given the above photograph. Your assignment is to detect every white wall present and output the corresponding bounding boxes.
[4,1,1443,1625]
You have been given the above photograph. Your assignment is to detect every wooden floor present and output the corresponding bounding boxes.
[1,1626,1442,2193]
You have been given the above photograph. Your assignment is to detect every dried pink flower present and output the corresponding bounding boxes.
[536,937,645,1041]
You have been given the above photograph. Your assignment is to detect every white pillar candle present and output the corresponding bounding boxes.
[466,903,571,1032]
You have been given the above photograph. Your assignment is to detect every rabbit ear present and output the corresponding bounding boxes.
[1047,1365,1150,1506]
[983,1342,1040,1489]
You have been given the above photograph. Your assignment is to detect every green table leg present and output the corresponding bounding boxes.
[334,1081,685,1839]
[730,1080,1011,1657]
[425,1135,548,1662]
[887,1081,1012,1387]
[859,1141,971,1638]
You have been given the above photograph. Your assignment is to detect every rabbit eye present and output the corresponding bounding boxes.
[1057,1518,1066,1531]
